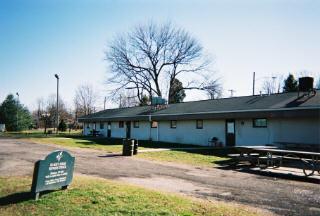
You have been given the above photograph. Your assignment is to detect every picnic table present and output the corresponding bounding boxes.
[89,130,101,137]
[237,146,320,177]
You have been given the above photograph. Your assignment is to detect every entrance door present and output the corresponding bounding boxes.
[126,121,131,139]
[225,119,236,146]
[107,122,111,138]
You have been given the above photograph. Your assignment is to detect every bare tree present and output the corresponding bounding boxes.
[74,84,98,117]
[262,76,283,95]
[106,22,215,104]
[202,79,223,99]
[33,97,45,128]
[46,94,72,126]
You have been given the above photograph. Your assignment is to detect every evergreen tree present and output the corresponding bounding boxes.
[58,119,67,132]
[283,74,298,92]
[168,78,186,104]
[139,95,150,106]
[0,94,33,131]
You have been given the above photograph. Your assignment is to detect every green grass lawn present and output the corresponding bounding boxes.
[1,131,235,167]
[27,137,124,153]
[0,175,260,216]
[137,150,230,167]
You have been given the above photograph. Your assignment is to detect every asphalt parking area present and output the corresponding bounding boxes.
[0,138,319,216]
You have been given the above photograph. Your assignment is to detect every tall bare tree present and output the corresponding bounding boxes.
[202,79,223,99]
[74,84,98,117]
[262,76,283,95]
[106,22,215,104]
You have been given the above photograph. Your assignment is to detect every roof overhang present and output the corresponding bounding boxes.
[78,107,320,122]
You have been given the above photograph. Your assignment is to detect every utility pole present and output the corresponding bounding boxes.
[252,72,255,95]
[272,76,276,94]
[104,97,106,110]
[16,92,19,130]
[228,89,235,97]
[54,74,59,134]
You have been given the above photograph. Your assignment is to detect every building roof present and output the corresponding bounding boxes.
[78,91,320,122]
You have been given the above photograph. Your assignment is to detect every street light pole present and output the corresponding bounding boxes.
[54,74,59,134]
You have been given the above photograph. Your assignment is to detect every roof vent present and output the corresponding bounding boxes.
[298,77,316,98]
[151,97,166,105]
[151,97,168,111]
[299,77,314,92]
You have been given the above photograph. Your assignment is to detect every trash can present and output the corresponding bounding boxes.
[122,139,134,156]
[133,139,139,155]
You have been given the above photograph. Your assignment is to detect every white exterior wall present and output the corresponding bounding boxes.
[83,117,319,147]
[0,124,5,132]
[131,121,150,140]
[271,118,320,145]
[235,117,320,146]
[235,119,270,146]
[110,121,125,138]
[157,120,225,146]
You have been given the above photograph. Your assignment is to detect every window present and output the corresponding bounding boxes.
[151,121,158,128]
[119,121,124,128]
[170,120,177,129]
[100,122,104,130]
[196,120,203,129]
[86,123,89,129]
[253,118,267,128]
[133,121,139,128]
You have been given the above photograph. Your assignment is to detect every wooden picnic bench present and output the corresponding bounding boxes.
[237,146,320,177]
[89,130,101,137]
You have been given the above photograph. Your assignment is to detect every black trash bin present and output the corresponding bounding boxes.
[133,139,139,155]
[122,139,134,156]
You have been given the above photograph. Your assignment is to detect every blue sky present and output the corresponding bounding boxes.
[1,0,319,110]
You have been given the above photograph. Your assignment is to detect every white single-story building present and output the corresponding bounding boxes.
[78,91,320,148]
[0,124,5,132]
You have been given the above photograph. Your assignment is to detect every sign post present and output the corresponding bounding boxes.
[31,150,75,200]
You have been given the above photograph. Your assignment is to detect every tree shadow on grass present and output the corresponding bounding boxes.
[0,190,57,206]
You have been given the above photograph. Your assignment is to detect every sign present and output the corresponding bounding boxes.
[31,150,75,200]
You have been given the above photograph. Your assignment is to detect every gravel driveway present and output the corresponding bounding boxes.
[0,138,319,215]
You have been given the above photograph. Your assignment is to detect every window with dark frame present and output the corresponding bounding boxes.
[133,121,139,128]
[196,120,203,129]
[170,120,177,129]
[151,121,158,128]
[253,118,267,128]
[100,122,104,129]
[119,121,124,128]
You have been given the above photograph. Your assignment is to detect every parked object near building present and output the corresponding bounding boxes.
[78,90,320,149]
[122,139,134,156]
[0,124,5,132]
